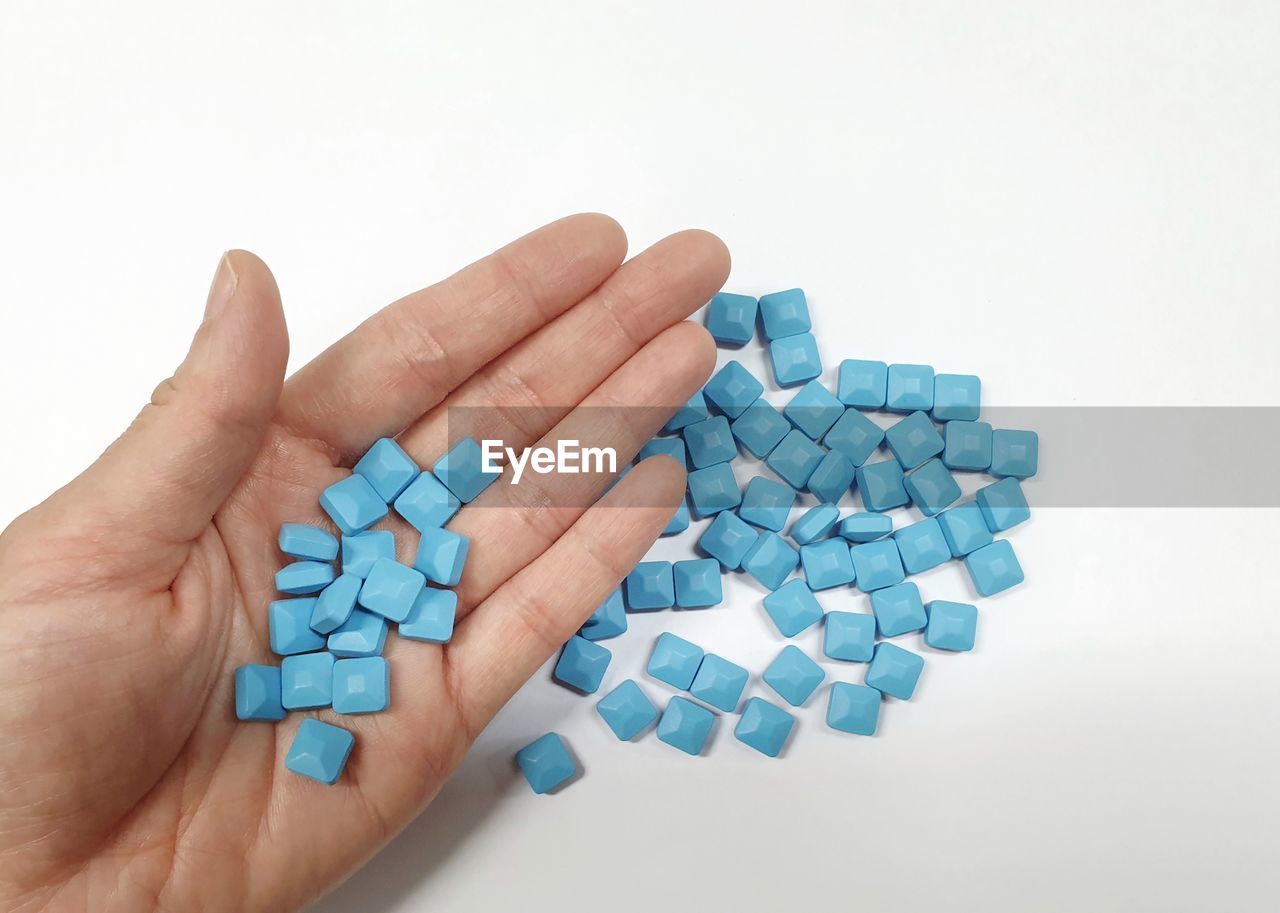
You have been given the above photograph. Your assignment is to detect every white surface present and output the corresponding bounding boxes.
[2,2,1278,911]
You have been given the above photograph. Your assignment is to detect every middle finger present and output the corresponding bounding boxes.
[395,228,728,463]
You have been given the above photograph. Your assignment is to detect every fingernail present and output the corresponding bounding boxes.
[204,252,239,323]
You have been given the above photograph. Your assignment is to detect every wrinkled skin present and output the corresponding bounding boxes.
[0,215,729,912]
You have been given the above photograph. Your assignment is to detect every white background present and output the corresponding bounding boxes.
[2,2,1278,911]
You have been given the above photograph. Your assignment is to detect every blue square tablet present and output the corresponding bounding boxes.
[683,415,738,468]
[310,573,361,634]
[656,696,716,756]
[784,380,844,440]
[762,578,825,637]
[358,558,425,622]
[327,609,389,658]
[664,390,712,433]
[870,581,927,637]
[434,436,501,503]
[758,288,812,340]
[393,471,460,531]
[849,539,906,591]
[823,611,876,662]
[413,527,470,586]
[800,538,856,590]
[275,561,336,596]
[341,530,396,578]
[625,561,675,611]
[763,645,825,707]
[903,458,961,516]
[839,511,893,543]
[320,473,388,535]
[893,517,951,575]
[637,435,688,469]
[936,501,994,556]
[285,719,355,785]
[269,598,326,655]
[580,587,627,641]
[855,460,909,512]
[925,600,978,651]
[516,732,577,794]
[807,450,855,504]
[837,359,888,409]
[673,558,723,608]
[789,503,840,546]
[704,360,764,419]
[942,420,993,471]
[278,524,339,562]
[885,411,944,469]
[965,540,1024,596]
[991,429,1039,479]
[730,399,791,459]
[885,364,935,413]
[741,531,799,590]
[332,656,390,714]
[596,680,658,740]
[354,437,420,502]
[399,587,458,643]
[735,697,795,757]
[976,477,1030,531]
[824,408,885,466]
[647,633,705,690]
[689,653,749,712]
[235,664,285,721]
[738,476,796,531]
[768,333,822,387]
[281,651,335,710]
[932,374,981,422]
[554,635,612,694]
[706,292,758,346]
[698,510,759,570]
[865,642,924,700]
[766,429,825,489]
[687,462,741,517]
[826,682,881,735]
[662,498,691,536]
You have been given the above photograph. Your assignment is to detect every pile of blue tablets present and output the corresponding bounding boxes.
[233,285,1036,793]
[234,437,498,785]
[517,288,1037,794]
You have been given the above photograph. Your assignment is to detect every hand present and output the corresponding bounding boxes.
[0,215,729,913]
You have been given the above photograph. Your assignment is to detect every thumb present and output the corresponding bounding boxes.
[76,250,289,567]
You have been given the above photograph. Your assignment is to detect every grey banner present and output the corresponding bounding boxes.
[443,406,1280,508]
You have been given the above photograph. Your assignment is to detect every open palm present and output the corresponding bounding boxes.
[0,215,729,913]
